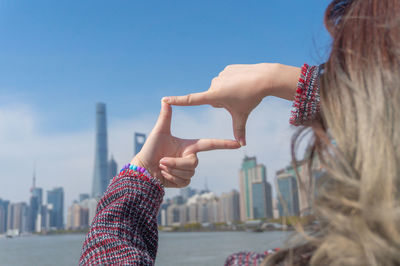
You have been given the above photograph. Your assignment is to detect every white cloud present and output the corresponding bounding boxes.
[0,98,295,208]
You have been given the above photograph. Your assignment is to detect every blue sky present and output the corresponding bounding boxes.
[0,1,331,205]
[0,0,330,133]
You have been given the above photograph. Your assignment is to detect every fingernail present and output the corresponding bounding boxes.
[239,138,246,146]
[160,158,167,164]
[162,97,170,103]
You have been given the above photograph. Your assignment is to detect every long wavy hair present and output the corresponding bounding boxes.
[266,0,400,265]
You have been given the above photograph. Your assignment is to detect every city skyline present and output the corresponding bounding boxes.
[0,150,322,235]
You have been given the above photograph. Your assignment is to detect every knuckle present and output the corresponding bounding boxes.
[186,94,193,104]
[192,156,199,167]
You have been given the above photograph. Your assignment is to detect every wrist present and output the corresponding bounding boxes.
[130,155,165,185]
[260,63,301,101]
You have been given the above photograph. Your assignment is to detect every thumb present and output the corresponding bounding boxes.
[154,101,172,133]
[232,113,248,146]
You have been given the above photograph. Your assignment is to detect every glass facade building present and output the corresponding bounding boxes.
[252,181,273,219]
[47,187,64,229]
[277,168,299,217]
[92,102,109,198]
[239,156,273,221]
[134,132,146,156]
[0,199,9,233]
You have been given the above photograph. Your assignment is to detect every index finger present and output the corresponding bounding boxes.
[187,139,241,154]
[163,92,210,106]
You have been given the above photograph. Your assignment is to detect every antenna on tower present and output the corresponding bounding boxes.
[31,162,36,193]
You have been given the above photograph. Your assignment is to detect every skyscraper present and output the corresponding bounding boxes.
[28,170,42,232]
[218,190,240,223]
[79,193,90,203]
[47,187,64,229]
[7,202,28,234]
[108,155,118,181]
[239,156,273,221]
[277,167,299,217]
[0,198,9,234]
[134,132,146,155]
[252,182,273,219]
[92,102,109,198]
[180,187,196,204]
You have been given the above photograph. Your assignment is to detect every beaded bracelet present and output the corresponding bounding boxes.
[120,163,152,178]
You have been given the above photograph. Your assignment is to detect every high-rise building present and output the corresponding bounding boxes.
[47,187,64,229]
[239,156,273,221]
[134,133,146,155]
[172,195,184,205]
[219,190,241,223]
[277,167,299,217]
[7,202,28,234]
[0,198,9,234]
[28,171,43,232]
[80,198,98,226]
[158,201,170,226]
[28,196,39,232]
[166,204,180,226]
[296,156,325,216]
[92,102,109,198]
[180,187,196,203]
[108,155,118,180]
[178,205,188,225]
[79,193,90,203]
[67,202,89,230]
[252,181,273,219]
[36,203,50,232]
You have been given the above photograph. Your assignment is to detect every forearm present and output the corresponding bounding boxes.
[80,170,164,265]
[257,63,321,125]
[258,63,301,101]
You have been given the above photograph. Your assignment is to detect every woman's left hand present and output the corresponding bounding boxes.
[131,101,240,188]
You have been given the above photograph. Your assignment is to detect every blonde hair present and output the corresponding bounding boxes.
[266,0,400,265]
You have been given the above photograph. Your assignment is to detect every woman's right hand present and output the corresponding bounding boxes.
[163,63,300,146]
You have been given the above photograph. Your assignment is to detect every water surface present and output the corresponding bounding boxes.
[0,231,292,265]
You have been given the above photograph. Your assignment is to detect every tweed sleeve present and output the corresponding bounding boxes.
[79,170,164,266]
[290,64,321,126]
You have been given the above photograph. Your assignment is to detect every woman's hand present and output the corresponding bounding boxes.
[131,101,241,188]
[163,63,300,146]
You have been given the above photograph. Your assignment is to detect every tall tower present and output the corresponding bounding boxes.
[28,165,43,232]
[92,103,109,198]
[134,132,146,156]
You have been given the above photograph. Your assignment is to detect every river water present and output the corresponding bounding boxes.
[0,231,293,265]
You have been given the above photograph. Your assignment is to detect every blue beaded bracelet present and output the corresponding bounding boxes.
[120,163,152,178]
